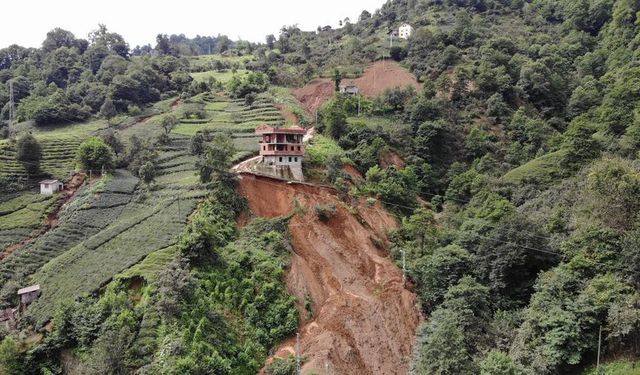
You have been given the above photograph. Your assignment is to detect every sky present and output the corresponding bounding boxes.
[0,0,384,49]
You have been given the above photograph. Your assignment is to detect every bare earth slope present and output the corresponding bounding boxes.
[293,61,422,115]
[238,173,421,374]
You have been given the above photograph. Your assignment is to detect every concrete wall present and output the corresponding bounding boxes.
[263,155,303,167]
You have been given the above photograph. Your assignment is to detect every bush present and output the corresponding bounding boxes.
[76,137,115,172]
[15,134,42,174]
[315,204,337,222]
[265,356,296,375]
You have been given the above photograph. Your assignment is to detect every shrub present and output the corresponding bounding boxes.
[76,137,115,172]
[315,204,337,222]
[265,356,296,375]
[15,134,42,174]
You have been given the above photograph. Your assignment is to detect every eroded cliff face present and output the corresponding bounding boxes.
[238,173,421,375]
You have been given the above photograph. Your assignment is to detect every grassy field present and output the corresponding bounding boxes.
[191,69,250,84]
[582,360,640,374]
[502,149,568,185]
[188,54,255,71]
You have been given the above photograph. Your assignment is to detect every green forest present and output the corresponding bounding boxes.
[1,0,640,374]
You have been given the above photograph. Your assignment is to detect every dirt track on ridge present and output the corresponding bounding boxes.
[238,174,421,375]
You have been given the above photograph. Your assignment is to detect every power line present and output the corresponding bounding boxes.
[238,173,640,277]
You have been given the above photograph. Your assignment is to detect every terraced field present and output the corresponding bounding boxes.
[0,91,283,322]
[173,93,285,158]
[17,136,208,322]
[0,193,56,251]
[0,120,111,183]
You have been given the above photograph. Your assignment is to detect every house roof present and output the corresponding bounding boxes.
[39,179,60,185]
[255,125,306,135]
[17,284,40,295]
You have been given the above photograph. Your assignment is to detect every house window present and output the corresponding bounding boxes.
[279,157,282,162]
[263,146,265,150]
[295,157,298,162]
[288,157,292,162]
[297,146,301,151]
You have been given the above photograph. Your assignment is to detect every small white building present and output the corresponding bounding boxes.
[339,84,359,95]
[399,23,414,40]
[40,179,63,195]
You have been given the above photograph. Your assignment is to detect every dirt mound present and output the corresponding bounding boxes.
[344,60,421,97]
[292,79,335,116]
[293,61,421,116]
[238,174,421,375]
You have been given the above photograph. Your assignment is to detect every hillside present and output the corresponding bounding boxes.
[1,0,640,374]
[239,174,420,374]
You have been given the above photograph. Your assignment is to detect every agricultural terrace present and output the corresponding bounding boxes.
[0,193,56,251]
[0,97,178,184]
[24,133,208,323]
[172,92,288,160]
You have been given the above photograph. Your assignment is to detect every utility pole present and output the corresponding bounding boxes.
[357,95,361,117]
[177,195,181,218]
[8,79,15,134]
[390,33,394,48]
[596,325,602,373]
[296,332,301,375]
[400,249,406,286]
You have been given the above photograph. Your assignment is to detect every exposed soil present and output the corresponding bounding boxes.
[238,174,421,375]
[293,61,421,116]
[343,60,422,98]
[275,103,300,126]
[1,173,85,261]
[292,79,335,116]
[379,150,406,169]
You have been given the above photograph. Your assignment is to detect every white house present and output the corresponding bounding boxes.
[399,23,414,40]
[39,179,63,195]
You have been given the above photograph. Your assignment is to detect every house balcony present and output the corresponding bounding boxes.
[260,149,305,156]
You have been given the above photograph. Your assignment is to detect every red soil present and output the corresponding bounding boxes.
[343,60,422,98]
[238,174,421,375]
[292,79,335,116]
[293,61,421,116]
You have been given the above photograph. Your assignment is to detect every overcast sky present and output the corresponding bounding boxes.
[1,0,383,49]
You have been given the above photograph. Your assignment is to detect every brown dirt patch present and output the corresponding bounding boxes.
[379,150,406,169]
[238,174,421,375]
[343,60,421,97]
[293,61,421,116]
[292,79,335,116]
